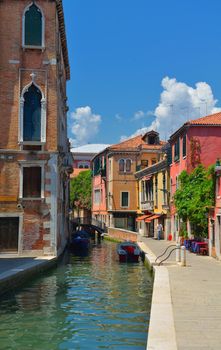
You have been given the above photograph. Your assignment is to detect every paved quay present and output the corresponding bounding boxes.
[0,255,57,296]
[139,237,221,350]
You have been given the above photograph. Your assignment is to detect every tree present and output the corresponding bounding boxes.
[174,164,215,237]
[70,170,92,210]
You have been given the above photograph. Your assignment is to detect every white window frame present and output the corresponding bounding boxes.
[118,158,132,173]
[22,2,45,49]
[78,161,90,169]
[19,161,45,200]
[94,189,101,205]
[120,191,129,208]
[19,79,46,145]
[125,158,132,172]
[119,158,125,172]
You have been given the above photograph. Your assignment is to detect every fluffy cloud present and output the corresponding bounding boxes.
[70,106,101,147]
[115,113,123,121]
[132,110,154,121]
[124,77,221,140]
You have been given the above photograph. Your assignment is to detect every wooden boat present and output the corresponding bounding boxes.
[117,241,141,262]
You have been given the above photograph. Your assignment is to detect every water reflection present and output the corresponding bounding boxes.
[0,242,152,350]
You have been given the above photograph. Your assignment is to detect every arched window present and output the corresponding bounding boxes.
[23,3,44,47]
[23,84,41,141]
[19,76,46,144]
[119,159,125,172]
[125,159,131,172]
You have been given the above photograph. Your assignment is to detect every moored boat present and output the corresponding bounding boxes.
[117,241,141,262]
[70,230,90,252]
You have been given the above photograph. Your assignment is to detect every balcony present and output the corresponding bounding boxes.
[162,204,170,210]
[140,200,154,211]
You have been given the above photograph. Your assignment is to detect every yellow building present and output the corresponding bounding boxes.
[92,131,165,231]
[135,152,171,239]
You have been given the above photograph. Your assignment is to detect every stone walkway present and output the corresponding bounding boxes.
[139,237,221,350]
[0,255,57,296]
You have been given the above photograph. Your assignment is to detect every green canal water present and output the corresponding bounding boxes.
[0,241,153,350]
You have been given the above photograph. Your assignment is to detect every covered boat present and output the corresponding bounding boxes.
[117,241,141,262]
[70,230,90,252]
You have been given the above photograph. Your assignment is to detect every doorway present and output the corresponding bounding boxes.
[0,217,19,252]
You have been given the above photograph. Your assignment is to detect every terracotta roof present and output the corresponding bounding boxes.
[186,112,221,125]
[169,112,221,141]
[109,134,165,151]
[56,0,70,80]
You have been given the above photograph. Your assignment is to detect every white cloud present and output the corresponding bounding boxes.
[120,135,128,142]
[70,106,101,147]
[121,77,221,141]
[115,113,123,121]
[133,110,145,120]
[132,110,154,121]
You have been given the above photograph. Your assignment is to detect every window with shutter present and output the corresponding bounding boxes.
[121,192,129,207]
[125,159,131,172]
[23,84,41,141]
[183,134,186,157]
[23,167,41,198]
[119,159,125,172]
[174,138,180,161]
[24,4,43,46]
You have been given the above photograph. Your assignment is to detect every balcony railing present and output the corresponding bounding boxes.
[162,204,170,210]
[140,200,154,210]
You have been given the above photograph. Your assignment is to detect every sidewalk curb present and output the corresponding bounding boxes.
[0,257,57,296]
[138,242,178,350]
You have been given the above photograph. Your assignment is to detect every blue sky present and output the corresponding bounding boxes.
[63,0,221,146]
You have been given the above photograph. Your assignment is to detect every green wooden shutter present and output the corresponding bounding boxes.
[25,4,42,46]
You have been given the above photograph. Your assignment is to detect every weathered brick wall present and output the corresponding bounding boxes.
[108,227,138,242]
[0,0,69,256]
[0,0,67,151]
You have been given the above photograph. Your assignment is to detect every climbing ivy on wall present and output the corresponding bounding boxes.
[174,164,215,237]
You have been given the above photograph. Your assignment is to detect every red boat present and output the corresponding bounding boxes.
[117,241,141,262]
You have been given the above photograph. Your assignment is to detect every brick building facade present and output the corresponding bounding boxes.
[0,0,72,256]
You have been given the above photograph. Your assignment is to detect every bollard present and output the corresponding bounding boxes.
[181,245,186,266]
[176,243,181,262]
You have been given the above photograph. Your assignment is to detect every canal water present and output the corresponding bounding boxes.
[0,241,153,350]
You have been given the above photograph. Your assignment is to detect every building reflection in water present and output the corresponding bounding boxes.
[0,242,153,350]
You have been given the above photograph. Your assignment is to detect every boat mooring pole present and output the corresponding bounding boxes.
[181,246,186,266]
[176,243,181,262]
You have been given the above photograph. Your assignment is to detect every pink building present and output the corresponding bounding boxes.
[211,163,221,258]
[169,112,221,241]
[71,144,109,225]
[71,144,109,178]
[92,151,108,229]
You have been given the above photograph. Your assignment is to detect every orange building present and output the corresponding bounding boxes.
[92,131,165,231]
[0,0,72,256]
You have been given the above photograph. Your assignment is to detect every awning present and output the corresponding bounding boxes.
[145,214,161,223]
[136,214,151,222]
